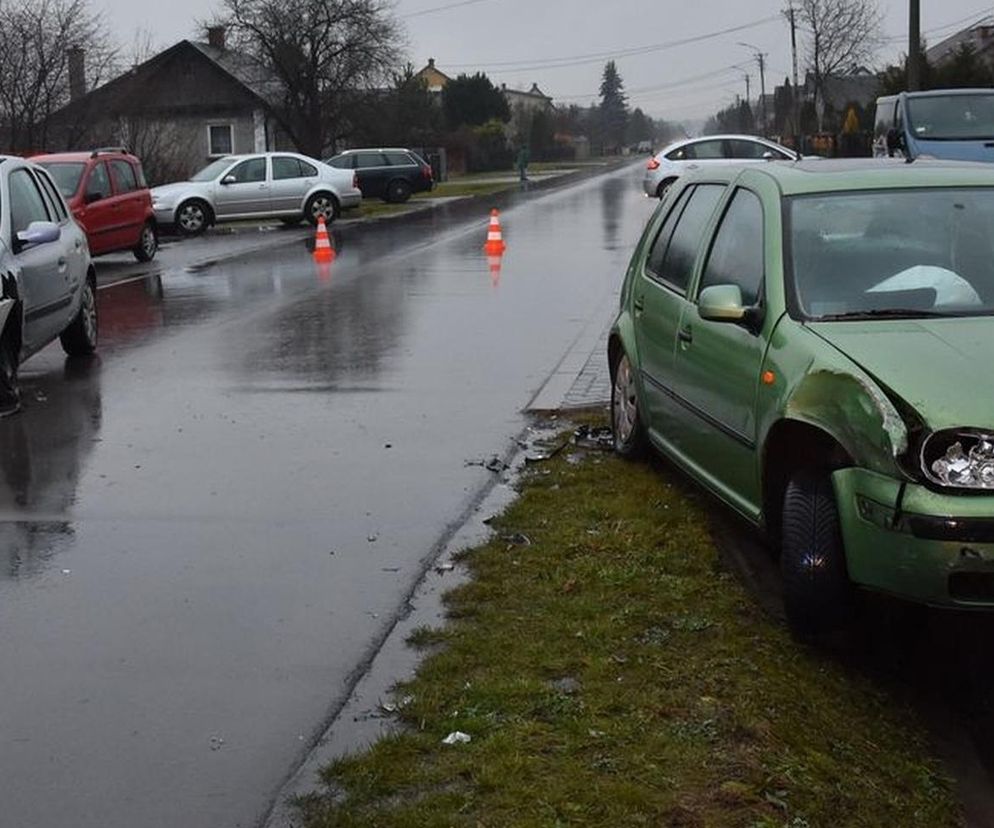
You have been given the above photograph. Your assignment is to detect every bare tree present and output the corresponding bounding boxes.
[0,0,117,153]
[793,0,881,131]
[218,0,404,157]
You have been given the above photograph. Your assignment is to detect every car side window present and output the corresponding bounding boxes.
[728,140,780,159]
[110,160,139,194]
[9,168,52,236]
[657,184,726,294]
[273,157,303,180]
[328,156,354,169]
[666,145,695,161]
[699,188,764,307]
[645,186,693,277]
[356,152,387,169]
[692,140,727,159]
[299,159,317,177]
[34,169,68,222]
[228,158,267,183]
[87,162,111,202]
[384,151,414,166]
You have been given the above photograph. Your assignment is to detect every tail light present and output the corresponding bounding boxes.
[421,165,432,180]
[647,158,661,171]
[352,172,359,189]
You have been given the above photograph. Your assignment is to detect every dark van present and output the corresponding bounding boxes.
[874,89,994,161]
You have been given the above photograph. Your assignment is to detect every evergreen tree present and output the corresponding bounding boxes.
[599,60,629,152]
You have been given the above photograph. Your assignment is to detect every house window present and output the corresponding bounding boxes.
[208,124,233,156]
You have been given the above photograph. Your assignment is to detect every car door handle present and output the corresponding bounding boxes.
[57,257,68,273]
[678,325,693,344]
[633,296,645,313]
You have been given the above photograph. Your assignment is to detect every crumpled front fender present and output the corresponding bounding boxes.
[0,298,14,334]
[784,369,909,477]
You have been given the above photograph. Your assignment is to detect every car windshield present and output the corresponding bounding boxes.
[190,158,234,182]
[789,188,994,320]
[36,162,85,197]
[907,94,994,141]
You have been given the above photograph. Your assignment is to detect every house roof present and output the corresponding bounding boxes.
[926,16,994,65]
[51,39,283,120]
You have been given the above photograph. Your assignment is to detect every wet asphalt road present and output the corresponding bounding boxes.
[0,165,653,827]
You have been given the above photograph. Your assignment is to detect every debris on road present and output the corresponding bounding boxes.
[441,731,471,745]
[549,677,581,695]
[209,736,225,752]
[572,425,614,451]
[500,532,531,548]
[465,456,509,474]
[435,562,455,574]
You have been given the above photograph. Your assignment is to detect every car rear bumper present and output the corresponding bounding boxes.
[339,191,362,210]
[153,206,175,225]
[834,467,994,607]
[643,173,661,197]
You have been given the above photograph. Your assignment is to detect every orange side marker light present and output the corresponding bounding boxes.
[762,370,776,386]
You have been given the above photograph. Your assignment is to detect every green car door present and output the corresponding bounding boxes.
[666,186,770,520]
[633,184,726,434]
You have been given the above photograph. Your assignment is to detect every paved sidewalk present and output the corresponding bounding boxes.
[561,324,611,409]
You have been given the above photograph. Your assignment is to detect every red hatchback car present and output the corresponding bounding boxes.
[32,148,158,261]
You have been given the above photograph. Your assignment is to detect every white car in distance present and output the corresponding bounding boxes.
[643,134,799,199]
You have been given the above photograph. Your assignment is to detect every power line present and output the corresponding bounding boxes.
[443,14,780,72]
[400,0,495,19]
[552,61,751,102]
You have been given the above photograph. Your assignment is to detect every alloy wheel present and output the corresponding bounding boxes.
[178,203,205,233]
[613,354,638,445]
[81,283,97,347]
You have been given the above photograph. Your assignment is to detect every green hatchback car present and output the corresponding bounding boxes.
[610,159,994,632]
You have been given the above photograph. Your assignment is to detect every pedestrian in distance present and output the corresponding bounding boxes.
[516,144,530,182]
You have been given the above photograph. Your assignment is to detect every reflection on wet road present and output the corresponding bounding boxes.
[0,166,654,827]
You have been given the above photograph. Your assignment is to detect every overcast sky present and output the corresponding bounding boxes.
[96,0,993,122]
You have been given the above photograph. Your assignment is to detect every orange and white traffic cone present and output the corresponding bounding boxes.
[313,216,335,263]
[483,209,506,254]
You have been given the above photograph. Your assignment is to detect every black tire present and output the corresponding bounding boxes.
[781,469,852,636]
[656,179,676,200]
[306,192,339,226]
[175,200,210,236]
[611,349,648,459]
[385,179,413,204]
[0,333,20,416]
[132,221,158,262]
[60,278,98,357]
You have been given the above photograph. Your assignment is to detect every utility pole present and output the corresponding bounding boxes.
[744,73,751,108]
[788,3,801,151]
[909,0,921,90]
[738,42,768,136]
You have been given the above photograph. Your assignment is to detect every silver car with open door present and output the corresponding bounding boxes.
[0,155,97,415]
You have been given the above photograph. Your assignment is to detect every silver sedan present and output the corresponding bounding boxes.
[151,152,362,236]
[643,134,798,199]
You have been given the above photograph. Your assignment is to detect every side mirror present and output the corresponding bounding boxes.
[886,127,904,156]
[84,190,105,204]
[762,151,776,161]
[699,284,765,330]
[16,220,61,250]
[220,175,237,185]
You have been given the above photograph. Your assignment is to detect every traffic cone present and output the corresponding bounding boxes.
[483,209,506,254]
[487,252,503,287]
[313,216,335,263]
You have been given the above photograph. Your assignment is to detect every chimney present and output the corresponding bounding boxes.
[68,47,86,100]
[207,26,226,50]
[428,58,435,69]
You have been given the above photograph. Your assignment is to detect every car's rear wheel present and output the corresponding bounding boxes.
[306,192,339,225]
[0,333,20,416]
[385,179,413,204]
[176,200,210,236]
[781,469,853,636]
[656,178,676,199]
[611,350,647,458]
[60,278,98,357]
[133,221,158,262]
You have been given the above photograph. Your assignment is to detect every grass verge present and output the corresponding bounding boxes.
[297,426,959,827]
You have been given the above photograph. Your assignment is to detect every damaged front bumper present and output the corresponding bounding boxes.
[834,467,994,607]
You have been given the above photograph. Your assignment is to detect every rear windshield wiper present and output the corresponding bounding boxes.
[814,308,950,321]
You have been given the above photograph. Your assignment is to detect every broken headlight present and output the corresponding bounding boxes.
[923,430,994,489]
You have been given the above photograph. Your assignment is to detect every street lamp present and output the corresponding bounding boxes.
[738,41,768,135]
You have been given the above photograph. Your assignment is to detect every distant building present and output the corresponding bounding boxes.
[501,82,555,141]
[46,26,293,183]
[927,16,994,70]
[414,58,451,95]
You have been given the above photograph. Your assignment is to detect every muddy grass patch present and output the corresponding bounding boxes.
[297,430,959,827]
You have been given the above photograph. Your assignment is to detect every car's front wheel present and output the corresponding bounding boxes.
[0,333,20,416]
[781,469,853,635]
[306,192,339,225]
[60,278,98,356]
[133,221,158,262]
[611,349,647,458]
[175,200,210,236]
[385,179,413,204]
